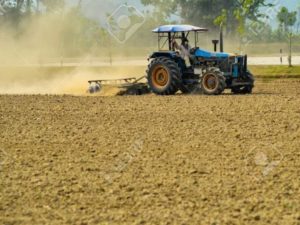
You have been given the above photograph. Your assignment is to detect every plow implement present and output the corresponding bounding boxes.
[88,76,150,95]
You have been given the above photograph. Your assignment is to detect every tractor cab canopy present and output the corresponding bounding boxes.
[153,25,208,51]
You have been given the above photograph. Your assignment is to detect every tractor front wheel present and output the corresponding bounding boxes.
[147,57,181,95]
[231,72,254,94]
[201,71,226,95]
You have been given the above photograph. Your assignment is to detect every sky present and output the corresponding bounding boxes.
[272,0,299,10]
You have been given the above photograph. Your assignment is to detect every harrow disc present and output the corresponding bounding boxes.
[88,83,101,94]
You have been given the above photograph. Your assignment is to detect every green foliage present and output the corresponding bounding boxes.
[249,65,300,77]
[277,7,297,32]
[1,0,299,58]
[0,0,36,25]
[214,9,227,27]
[141,0,271,34]
[183,0,238,32]
[235,0,273,38]
[141,0,300,46]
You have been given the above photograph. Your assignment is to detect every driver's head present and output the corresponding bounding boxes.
[182,38,189,48]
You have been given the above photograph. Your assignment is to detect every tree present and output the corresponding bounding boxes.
[231,0,273,34]
[277,7,297,33]
[0,0,36,26]
[297,5,300,33]
[141,0,272,33]
[0,0,36,14]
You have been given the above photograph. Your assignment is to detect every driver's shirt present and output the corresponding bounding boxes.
[179,44,191,67]
[179,44,191,59]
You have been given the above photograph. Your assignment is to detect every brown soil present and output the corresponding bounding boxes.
[0,79,300,225]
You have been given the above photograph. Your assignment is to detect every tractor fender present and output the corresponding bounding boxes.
[148,52,185,70]
[148,51,179,60]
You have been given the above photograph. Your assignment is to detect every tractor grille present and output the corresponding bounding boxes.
[219,55,247,76]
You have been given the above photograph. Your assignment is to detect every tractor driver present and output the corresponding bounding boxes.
[172,37,192,68]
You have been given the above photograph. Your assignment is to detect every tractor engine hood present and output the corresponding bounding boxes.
[195,48,230,58]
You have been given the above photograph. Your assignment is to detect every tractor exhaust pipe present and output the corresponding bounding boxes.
[244,54,248,73]
[212,40,219,52]
[220,23,224,52]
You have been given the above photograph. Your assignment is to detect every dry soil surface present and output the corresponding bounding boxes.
[1,79,300,225]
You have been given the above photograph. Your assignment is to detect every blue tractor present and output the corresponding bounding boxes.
[147,25,254,95]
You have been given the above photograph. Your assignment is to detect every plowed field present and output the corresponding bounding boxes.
[1,79,300,225]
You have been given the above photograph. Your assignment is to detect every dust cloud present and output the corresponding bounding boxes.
[0,66,146,95]
[0,9,148,95]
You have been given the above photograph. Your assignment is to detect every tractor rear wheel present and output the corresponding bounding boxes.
[147,57,181,95]
[201,71,226,95]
